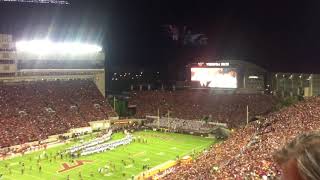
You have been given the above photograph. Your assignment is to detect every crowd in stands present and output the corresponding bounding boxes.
[0,80,117,148]
[163,97,320,179]
[130,90,277,127]
[145,117,214,133]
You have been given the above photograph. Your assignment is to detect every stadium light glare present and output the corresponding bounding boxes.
[16,40,102,55]
[248,76,259,79]
[307,75,312,80]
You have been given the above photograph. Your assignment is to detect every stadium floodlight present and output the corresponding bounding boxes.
[307,75,312,80]
[289,74,293,79]
[16,40,102,55]
[248,76,259,79]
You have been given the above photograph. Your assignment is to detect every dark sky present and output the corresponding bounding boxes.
[1,0,320,73]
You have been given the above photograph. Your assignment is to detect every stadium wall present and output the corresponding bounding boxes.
[0,34,17,75]
[93,71,106,97]
[270,73,320,97]
[0,72,106,97]
[188,60,320,97]
[0,51,16,60]
[0,42,15,50]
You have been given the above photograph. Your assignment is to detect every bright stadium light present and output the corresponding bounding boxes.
[248,75,259,79]
[16,40,102,55]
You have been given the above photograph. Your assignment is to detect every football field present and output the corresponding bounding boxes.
[0,130,215,180]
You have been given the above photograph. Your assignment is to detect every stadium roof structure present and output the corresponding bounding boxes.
[189,59,267,73]
[214,60,267,72]
[18,69,104,73]
[0,0,69,4]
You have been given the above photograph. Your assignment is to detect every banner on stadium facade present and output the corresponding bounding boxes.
[208,122,227,127]
[0,42,15,50]
[0,64,17,73]
[0,34,12,43]
[89,120,110,130]
[0,51,16,60]
[135,156,193,180]
[69,127,92,134]
[135,160,177,180]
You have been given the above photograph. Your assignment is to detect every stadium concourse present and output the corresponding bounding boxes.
[0,80,117,148]
[161,97,320,179]
[129,90,277,127]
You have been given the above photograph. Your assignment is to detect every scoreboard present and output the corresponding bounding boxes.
[189,62,238,88]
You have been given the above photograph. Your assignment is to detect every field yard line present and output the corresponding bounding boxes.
[132,151,145,157]
[36,168,65,179]
[54,166,104,180]
[1,132,214,180]
[82,155,137,180]
[21,162,95,180]
[180,142,212,158]
[53,161,106,180]
[124,140,206,160]
[144,138,204,148]
[4,168,43,180]
[142,144,189,155]
[96,145,174,177]
[130,141,189,152]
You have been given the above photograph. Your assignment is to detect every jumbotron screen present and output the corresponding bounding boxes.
[191,68,237,88]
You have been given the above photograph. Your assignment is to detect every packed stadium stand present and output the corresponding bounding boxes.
[129,90,277,127]
[0,80,116,148]
[144,118,214,134]
[162,97,320,179]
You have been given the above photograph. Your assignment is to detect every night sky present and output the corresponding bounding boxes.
[1,0,320,73]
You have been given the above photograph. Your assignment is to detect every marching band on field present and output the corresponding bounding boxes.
[67,130,133,157]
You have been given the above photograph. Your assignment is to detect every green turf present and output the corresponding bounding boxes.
[0,130,215,180]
